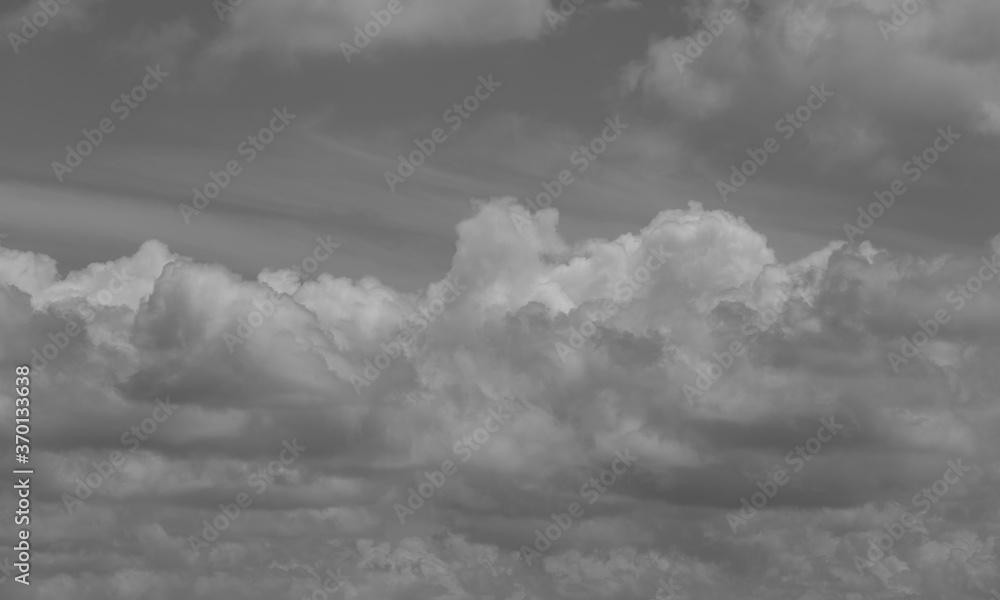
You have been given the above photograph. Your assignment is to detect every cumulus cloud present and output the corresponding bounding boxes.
[2,199,999,599]
[625,0,1000,177]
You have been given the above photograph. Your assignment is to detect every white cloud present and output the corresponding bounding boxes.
[3,199,1000,598]
[626,0,1000,171]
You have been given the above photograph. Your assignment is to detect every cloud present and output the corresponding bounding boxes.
[0,0,106,35]
[2,199,1000,598]
[108,18,199,71]
[204,0,554,64]
[625,0,1000,176]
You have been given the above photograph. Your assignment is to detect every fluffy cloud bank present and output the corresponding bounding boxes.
[625,0,1000,181]
[1,199,999,599]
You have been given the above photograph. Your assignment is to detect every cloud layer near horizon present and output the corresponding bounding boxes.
[1,198,999,599]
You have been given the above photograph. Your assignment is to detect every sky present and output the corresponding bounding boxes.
[1,0,1000,598]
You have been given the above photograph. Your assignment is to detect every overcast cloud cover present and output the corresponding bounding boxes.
[1,0,999,599]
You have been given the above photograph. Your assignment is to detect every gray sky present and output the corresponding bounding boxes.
[1,0,1000,599]
[1,0,997,290]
